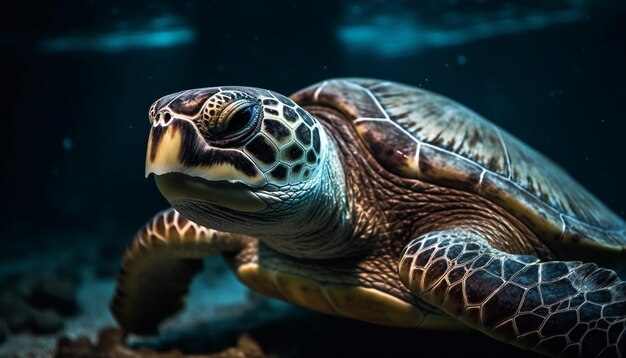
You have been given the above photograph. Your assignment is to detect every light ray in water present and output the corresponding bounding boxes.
[39,16,196,54]
[337,9,585,57]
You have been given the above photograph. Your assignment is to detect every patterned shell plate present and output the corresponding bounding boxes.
[292,78,626,268]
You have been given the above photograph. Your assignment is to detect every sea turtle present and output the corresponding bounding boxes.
[111,78,626,357]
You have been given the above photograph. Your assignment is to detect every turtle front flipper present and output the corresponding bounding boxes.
[110,208,251,335]
[399,229,626,357]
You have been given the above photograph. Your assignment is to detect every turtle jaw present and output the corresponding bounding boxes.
[145,115,269,212]
[145,116,267,187]
[153,172,267,213]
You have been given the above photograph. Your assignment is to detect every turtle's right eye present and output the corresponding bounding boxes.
[222,104,258,137]
[209,99,260,139]
[199,91,263,146]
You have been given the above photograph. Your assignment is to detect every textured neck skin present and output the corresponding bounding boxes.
[304,106,554,263]
[256,139,358,259]
[170,124,357,260]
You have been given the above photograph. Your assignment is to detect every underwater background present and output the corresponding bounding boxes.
[1,0,625,356]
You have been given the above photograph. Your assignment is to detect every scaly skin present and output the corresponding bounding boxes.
[399,229,626,357]
[110,208,251,334]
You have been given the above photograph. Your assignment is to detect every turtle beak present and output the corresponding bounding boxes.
[145,115,265,185]
[145,115,268,212]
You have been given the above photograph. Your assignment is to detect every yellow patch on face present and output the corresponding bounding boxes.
[145,118,269,211]
[146,123,186,176]
[236,263,461,329]
[145,119,265,186]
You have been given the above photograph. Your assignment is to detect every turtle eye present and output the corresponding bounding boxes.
[212,99,260,138]
[224,105,255,135]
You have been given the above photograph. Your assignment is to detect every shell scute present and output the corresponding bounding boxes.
[299,80,388,120]
[292,78,626,266]
[354,120,418,178]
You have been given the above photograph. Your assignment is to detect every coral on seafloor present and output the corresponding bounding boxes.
[55,327,267,358]
[0,270,80,337]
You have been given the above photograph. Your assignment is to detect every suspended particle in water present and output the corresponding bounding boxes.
[456,55,467,65]
[62,137,73,151]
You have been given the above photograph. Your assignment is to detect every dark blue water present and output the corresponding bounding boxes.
[1,1,625,356]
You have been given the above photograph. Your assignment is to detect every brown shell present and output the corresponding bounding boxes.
[292,78,626,268]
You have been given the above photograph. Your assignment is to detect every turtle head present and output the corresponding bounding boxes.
[145,87,349,256]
